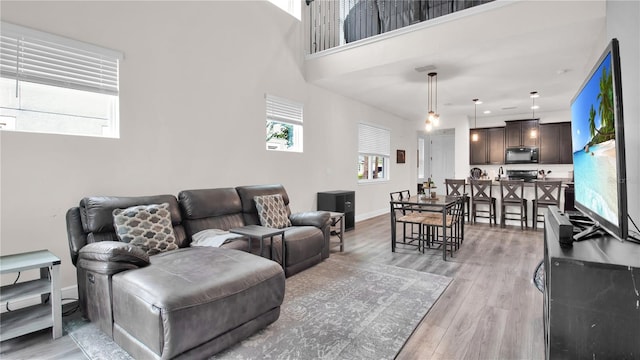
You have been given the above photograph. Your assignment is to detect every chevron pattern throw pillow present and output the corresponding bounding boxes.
[254,194,292,229]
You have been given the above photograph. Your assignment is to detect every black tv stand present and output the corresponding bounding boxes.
[543,216,640,359]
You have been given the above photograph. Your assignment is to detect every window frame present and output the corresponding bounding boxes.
[0,21,122,138]
[265,94,303,153]
[358,123,391,183]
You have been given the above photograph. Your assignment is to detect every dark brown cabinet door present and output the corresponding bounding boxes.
[470,127,504,165]
[559,122,573,164]
[505,122,522,148]
[469,129,487,165]
[522,120,539,147]
[539,123,561,164]
[505,119,539,147]
[487,127,505,164]
[540,122,573,164]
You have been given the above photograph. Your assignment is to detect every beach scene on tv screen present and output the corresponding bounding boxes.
[571,52,618,226]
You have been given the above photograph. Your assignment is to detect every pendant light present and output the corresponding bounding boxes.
[530,91,539,139]
[425,72,440,131]
[471,98,480,142]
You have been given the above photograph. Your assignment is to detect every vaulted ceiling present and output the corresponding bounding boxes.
[305,0,607,126]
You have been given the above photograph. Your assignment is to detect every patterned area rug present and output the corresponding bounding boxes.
[67,257,451,360]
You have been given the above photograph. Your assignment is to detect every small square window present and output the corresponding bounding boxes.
[266,95,303,153]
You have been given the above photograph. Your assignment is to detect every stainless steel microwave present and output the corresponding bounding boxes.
[505,147,539,164]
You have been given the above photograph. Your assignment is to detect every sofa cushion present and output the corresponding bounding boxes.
[236,184,290,226]
[112,247,285,358]
[81,195,182,233]
[178,188,247,243]
[254,194,292,229]
[282,226,325,266]
[113,203,178,256]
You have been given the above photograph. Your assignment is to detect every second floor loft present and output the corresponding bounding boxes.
[306,0,494,54]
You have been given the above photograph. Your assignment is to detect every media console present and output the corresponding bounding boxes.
[543,208,640,359]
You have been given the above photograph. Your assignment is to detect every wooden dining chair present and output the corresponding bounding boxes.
[445,179,470,222]
[390,190,423,248]
[420,196,464,256]
[532,180,562,230]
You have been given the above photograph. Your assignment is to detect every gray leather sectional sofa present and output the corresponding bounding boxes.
[66,184,331,359]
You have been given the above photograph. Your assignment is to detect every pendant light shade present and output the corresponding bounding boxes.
[425,72,440,131]
[471,98,479,142]
[530,91,539,139]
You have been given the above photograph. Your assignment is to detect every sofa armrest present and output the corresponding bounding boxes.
[77,241,150,275]
[290,211,332,260]
[289,211,331,228]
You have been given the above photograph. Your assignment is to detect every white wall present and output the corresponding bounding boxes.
[606,0,640,225]
[0,1,414,290]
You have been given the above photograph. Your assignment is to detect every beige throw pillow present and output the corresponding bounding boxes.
[254,194,292,229]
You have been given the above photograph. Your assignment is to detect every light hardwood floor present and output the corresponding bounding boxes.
[1,215,544,359]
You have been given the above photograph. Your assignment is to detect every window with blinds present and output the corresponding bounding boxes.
[358,123,390,182]
[0,22,123,138]
[266,94,303,152]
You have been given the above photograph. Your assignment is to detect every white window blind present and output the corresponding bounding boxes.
[358,123,390,156]
[0,22,123,95]
[266,95,303,125]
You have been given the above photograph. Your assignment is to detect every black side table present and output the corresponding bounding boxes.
[317,190,355,231]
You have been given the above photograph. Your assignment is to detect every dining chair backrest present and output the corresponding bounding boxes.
[445,179,466,197]
[534,181,562,206]
[500,179,525,204]
[451,196,465,223]
[390,190,412,214]
[470,179,493,201]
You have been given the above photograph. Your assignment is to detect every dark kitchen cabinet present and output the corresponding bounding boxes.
[469,129,488,165]
[505,119,539,147]
[559,122,573,164]
[487,127,505,164]
[539,122,572,164]
[317,191,355,231]
[470,127,504,165]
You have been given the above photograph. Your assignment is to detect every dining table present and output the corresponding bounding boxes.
[390,194,464,260]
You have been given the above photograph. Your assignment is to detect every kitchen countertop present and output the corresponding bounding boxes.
[467,178,573,186]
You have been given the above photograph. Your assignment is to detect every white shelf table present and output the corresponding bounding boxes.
[0,250,62,341]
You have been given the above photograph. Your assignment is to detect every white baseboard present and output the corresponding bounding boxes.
[355,208,389,223]
[0,285,78,313]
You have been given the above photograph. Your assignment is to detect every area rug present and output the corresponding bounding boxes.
[67,257,451,360]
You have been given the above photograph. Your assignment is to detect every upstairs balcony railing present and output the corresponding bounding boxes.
[306,0,493,55]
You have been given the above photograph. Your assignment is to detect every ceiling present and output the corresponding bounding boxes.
[305,0,607,127]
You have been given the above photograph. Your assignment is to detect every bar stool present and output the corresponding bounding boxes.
[532,180,562,230]
[445,179,470,222]
[470,179,497,226]
[499,179,528,230]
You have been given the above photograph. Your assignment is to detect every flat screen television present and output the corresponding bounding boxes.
[570,38,628,241]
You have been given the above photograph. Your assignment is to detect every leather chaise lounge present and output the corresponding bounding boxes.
[66,184,331,359]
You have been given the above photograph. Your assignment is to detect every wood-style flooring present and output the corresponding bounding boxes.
[0,215,544,359]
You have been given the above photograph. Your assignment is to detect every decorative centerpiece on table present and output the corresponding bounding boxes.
[422,178,437,199]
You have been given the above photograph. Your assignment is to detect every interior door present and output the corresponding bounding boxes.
[430,133,455,195]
